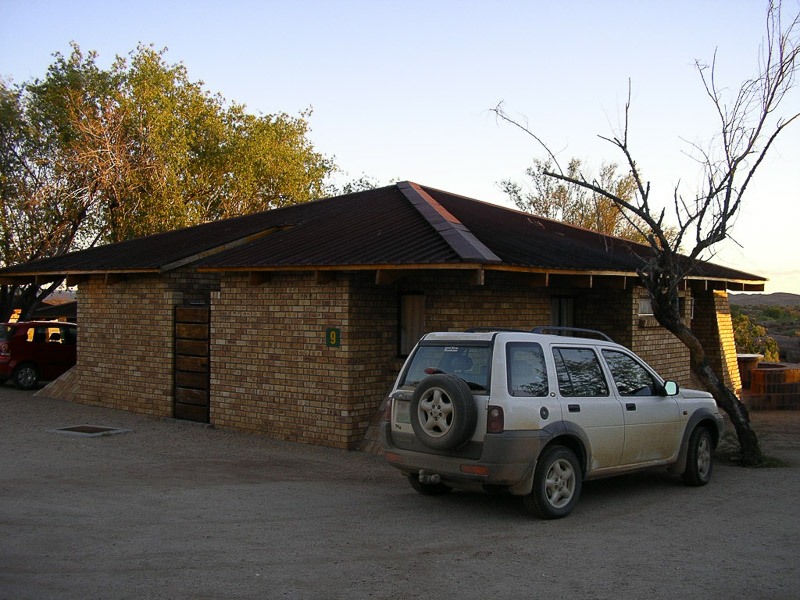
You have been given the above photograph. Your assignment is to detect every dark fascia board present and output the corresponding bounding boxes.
[397,181,502,264]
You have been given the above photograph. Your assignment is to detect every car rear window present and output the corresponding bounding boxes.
[401,343,491,391]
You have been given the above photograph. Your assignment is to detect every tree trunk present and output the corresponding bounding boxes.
[647,275,763,465]
[692,359,762,465]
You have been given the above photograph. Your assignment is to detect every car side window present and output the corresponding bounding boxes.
[602,349,658,396]
[553,347,609,397]
[61,326,77,345]
[507,342,549,397]
[25,327,48,344]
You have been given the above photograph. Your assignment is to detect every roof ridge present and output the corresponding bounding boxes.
[397,181,501,263]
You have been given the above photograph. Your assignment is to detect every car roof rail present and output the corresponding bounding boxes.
[530,326,614,342]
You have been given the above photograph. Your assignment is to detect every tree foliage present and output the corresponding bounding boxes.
[493,1,800,464]
[0,43,335,319]
[501,157,650,242]
[732,310,780,361]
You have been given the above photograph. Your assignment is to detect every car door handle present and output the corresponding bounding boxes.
[626,403,636,411]
[568,404,581,413]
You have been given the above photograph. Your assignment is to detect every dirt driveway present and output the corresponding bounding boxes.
[1,386,799,600]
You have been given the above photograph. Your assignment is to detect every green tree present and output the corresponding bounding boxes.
[732,312,780,361]
[501,158,648,241]
[0,43,335,319]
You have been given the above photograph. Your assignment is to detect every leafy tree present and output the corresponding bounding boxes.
[732,311,780,361]
[0,43,335,319]
[493,1,799,464]
[501,157,650,242]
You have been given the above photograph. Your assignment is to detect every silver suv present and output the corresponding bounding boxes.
[381,328,724,518]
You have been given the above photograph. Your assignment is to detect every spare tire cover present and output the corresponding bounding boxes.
[410,374,477,450]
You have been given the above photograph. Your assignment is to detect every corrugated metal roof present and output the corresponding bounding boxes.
[0,181,763,285]
[198,184,463,268]
[424,185,759,281]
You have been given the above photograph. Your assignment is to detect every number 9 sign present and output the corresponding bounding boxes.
[326,327,341,348]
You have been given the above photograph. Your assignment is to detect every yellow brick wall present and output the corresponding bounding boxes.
[711,290,742,392]
[208,270,555,448]
[630,289,692,386]
[210,272,354,448]
[691,290,741,392]
[75,272,219,417]
[76,275,178,416]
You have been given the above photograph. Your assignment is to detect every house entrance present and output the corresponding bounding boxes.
[173,305,210,423]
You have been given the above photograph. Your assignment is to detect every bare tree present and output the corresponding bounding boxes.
[493,1,799,465]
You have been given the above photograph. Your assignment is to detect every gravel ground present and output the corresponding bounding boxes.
[1,385,799,600]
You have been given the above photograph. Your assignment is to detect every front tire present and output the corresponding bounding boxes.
[524,445,582,519]
[13,363,40,390]
[683,427,714,486]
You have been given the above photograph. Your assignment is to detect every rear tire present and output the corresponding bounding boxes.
[13,363,39,390]
[524,445,582,519]
[683,427,713,486]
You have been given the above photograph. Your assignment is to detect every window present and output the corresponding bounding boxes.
[24,325,76,345]
[638,297,654,316]
[552,347,609,397]
[551,297,575,327]
[399,294,425,356]
[507,342,549,397]
[602,350,657,396]
[401,344,491,391]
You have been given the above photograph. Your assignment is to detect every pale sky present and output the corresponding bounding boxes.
[2,0,799,293]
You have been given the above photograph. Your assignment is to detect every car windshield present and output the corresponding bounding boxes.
[0,325,12,342]
[401,343,491,390]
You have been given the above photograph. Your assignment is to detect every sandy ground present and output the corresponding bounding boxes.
[1,386,799,600]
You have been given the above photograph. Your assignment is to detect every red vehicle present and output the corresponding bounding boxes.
[0,321,77,389]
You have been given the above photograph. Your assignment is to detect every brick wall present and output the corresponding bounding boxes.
[630,289,692,386]
[209,270,555,449]
[692,290,741,392]
[419,271,551,332]
[210,272,355,447]
[74,271,219,416]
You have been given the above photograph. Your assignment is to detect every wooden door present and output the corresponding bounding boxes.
[174,306,210,423]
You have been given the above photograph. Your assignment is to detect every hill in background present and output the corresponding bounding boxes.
[729,292,800,307]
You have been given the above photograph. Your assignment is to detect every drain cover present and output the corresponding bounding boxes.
[51,425,129,437]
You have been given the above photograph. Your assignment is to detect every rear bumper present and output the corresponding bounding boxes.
[380,422,550,491]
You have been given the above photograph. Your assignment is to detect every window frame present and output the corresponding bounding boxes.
[398,293,425,357]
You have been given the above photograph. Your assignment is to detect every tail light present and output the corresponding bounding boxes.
[383,397,393,422]
[486,405,504,433]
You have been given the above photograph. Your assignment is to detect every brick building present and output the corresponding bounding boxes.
[1,182,764,449]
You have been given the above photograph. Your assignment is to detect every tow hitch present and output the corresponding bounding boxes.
[418,470,441,485]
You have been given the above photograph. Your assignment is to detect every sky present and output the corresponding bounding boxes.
[2,0,799,294]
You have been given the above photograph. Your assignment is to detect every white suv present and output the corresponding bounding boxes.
[381,328,724,518]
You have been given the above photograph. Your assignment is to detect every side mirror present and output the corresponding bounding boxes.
[663,380,679,396]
